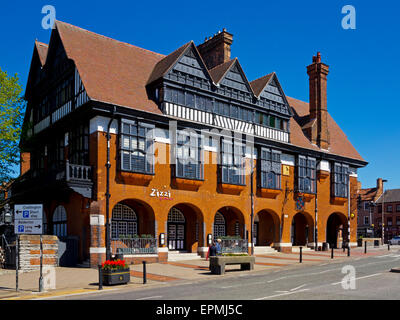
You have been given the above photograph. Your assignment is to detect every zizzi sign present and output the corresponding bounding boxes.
[150,188,172,200]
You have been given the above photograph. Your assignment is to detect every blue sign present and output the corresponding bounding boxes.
[18,225,24,233]
[23,210,29,218]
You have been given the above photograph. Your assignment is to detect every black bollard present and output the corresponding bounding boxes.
[98,265,103,290]
[142,261,147,284]
[388,243,390,251]
[364,241,367,254]
[299,246,302,263]
[331,246,334,259]
[347,245,350,257]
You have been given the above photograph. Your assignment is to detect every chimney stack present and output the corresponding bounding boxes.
[197,29,233,70]
[307,52,330,149]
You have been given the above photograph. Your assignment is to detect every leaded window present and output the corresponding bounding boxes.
[298,156,316,194]
[69,122,89,165]
[120,120,154,174]
[52,205,67,237]
[332,163,349,198]
[213,212,226,240]
[220,138,245,185]
[175,130,203,180]
[259,148,281,190]
[111,203,138,239]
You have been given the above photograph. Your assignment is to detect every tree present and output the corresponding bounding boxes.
[0,67,25,184]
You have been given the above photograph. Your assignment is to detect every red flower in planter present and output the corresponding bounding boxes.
[101,259,128,271]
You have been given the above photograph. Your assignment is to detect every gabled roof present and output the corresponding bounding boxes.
[147,41,213,86]
[28,20,366,164]
[55,20,165,115]
[358,187,382,202]
[250,73,274,97]
[35,40,48,66]
[208,59,236,83]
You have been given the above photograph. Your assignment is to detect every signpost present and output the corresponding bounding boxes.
[14,204,44,292]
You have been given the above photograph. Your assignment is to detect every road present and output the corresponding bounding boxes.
[47,249,400,301]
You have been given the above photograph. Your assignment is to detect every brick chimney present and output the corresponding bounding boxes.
[197,29,233,70]
[306,52,330,150]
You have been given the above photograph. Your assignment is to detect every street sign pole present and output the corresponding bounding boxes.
[39,234,43,292]
[16,235,19,292]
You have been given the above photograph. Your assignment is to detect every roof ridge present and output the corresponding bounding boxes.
[55,20,165,58]
[250,72,274,84]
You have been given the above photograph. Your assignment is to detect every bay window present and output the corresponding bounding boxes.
[259,148,281,190]
[298,156,316,194]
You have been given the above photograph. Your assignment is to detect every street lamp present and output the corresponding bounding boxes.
[3,203,12,224]
[382,179,388,244]
[369,201,376,238]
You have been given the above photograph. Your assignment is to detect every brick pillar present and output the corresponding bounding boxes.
[89,213,106,268]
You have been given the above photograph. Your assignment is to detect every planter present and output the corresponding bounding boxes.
[102,268,130,285]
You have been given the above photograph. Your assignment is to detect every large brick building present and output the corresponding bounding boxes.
[357,178,384,238]
[9,21,367,267]
[374,189,400,243]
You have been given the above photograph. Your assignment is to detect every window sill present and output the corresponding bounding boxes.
[258,188,281,199]
[116,171,154,186]
[172,177,203,191]
[296,192,315,202]
[330,196,347,205]
[218,183,246,195]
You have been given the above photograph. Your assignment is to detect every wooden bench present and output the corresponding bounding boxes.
[209,256,255,275]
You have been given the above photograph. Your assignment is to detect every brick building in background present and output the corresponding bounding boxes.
[357,178,384,238]
[7,21,367,267]
[375,189,400,243]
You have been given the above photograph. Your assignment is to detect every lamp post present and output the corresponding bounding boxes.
[381,180,388,244]
[4,204,12,224]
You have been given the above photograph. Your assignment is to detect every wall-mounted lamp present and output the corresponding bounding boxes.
[207,234,212,246]
[159,233,165,246]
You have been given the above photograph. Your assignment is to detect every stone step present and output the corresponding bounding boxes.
[76,259,91,268]
[254,246,278,254]
[167,252,201,262]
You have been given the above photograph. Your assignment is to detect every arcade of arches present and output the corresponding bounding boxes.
[108,200,350,253]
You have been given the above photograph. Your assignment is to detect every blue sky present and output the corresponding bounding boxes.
[1,0,399,190]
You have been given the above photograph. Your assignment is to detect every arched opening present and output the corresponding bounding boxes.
[111,203,138,238]
[167,203,203,252]
[326,213,348,249]
[254,210,280,246]
[213,212,226,240]
[214,206,245,239]
[291,212,314,246]
[113,199,156,237]
[52,205,67,238]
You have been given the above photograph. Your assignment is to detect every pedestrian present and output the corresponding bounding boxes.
[216,238,222,255]
[207,242,217,260]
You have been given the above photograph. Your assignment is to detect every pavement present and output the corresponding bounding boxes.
[0,245,395,300]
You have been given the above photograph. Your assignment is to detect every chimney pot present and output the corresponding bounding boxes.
[197,29,233,69]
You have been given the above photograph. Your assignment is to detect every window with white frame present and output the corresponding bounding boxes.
[220,138,245,185]
[175,130,203,180]
[120,120,154,174]
[332,163,349,198]
[298,156,316,194]
[259,148,281,190]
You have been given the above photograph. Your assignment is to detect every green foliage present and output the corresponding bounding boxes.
[0,67,25,183]
[219,235,242,240]
[221,253,249,256]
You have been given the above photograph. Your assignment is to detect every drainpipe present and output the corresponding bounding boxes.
[348,171,351,247]
[314,160,320,251]
[250,148,254,256]
[105,106,116,261]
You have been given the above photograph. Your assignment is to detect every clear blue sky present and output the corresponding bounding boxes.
[1,0,399,190]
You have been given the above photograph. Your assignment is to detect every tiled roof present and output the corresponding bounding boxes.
[39,21,365,163]
[35,40,48,66]
[250,73,274,97]
[376,189,400,203]
[358,187,380,202]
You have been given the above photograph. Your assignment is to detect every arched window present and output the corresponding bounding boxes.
[168,208,185,223]
[111,203,137,239]
[213,212,226,240]
[53,205,67,237]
